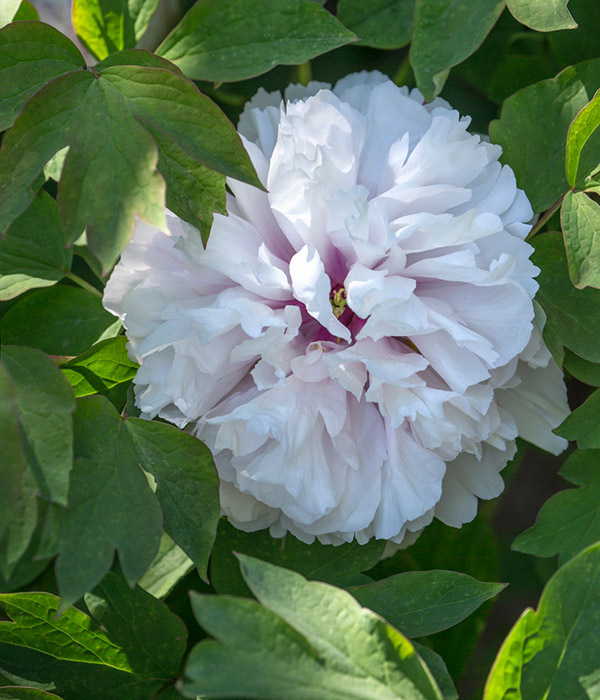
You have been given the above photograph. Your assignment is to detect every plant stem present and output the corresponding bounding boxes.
[526,194,566,241]
[64,271,103,299]
[294,60,312,86]
[393,54,412,87]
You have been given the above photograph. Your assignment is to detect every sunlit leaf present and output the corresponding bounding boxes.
[565,88,600,186]
[506,0,577,30]
[561,189,600,288]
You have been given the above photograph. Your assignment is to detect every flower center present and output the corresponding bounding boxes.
[330,286,347,318]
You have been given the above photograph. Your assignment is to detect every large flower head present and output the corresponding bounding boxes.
[104,71,569,546]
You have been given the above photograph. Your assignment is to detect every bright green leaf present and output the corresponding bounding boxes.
[506,0,577,30]
[554,388,600,446]
[0,22,84,131]
[410,0,504,101]
[336,0,414,50]
[561,189,600,288]
[484,542,600,699]
[126,418,220,580]
[0,1,20,27]
[531,232,600,364]
[0,689,63,699]
[157,0,355,82]
[514,450,600,565]
[0,286,121,356]
[55,396,162,610]
[490,59,600,213]
[184,556,443,700]
[0,592,133,671]
[566,88,600,186]
[73,0,161,60]
[348,570,505,638]
[61,337,138,397]
[210,518,385,597]
[1,346,75,507]
[0,191,71,300]
[138,532,193,599]
[84,571,187,678]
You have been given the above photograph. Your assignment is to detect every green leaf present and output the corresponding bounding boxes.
[0,364,23,542]
[489,59,600,213]
[184,556,443,700]
[55,396,162,610]
[410,0,504,101]
[0,286,121,356]
[210,518,385,597]
[157,0,356,82]
[484,542,600,699]
[1,346,76,507]
[0,689,63,699]
[531,232,600,364]
[0,191,71,301]
[348,570,505,638]
[61,337,138,397]
[413,646,457,700]
[0,1,23,29]
[564,348,600,385]
[125,417,220,580]
[0,592,133,670]
[148,123,226,241]
[514,450,600,565]
[73,0,162,60]
[0,63,258,272]
[13,2,39,22]
[336,0,414,50]
[555,388,600,446]
[84,571,187,678]
[137,532,193,599]
[561,189,600,288]
[566,88,600,186]
[506,0,577,31]
[0,22,84,132]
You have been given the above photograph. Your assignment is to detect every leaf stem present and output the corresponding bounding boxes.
[64,271,103,299]
[526,194,566,241]
[294,61,312,86]
[393,54,412,87]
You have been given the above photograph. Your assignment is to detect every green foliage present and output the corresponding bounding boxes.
[561,189,600,289]
[0,1,21,28]
[565,88,600,186]
[505,0,577,31]
[184,555,444,699]
[555,387,600,446]
[410,0,504,101]
[156,0,356,82]
[138,532,193,599]
[484,543,600,699]
[336,0,414,50]
[348,570,505,638]
[72,0,162,60]
[0,690,63,699]
[514,450,600,564]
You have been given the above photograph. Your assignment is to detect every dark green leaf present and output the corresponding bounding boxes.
[0,22,84,132]
[55,396,162,610]
[561,189,600,288]
[72,0,162,60]
[514,450,600,565]
[336,0,414,50]
[13,2,39,22]
[564,348,600,386]
[84,571,187,678]
[1,286,120,356]
[184,556,443,700]
[61,337,138,397]
[506,0,577,31]
[413,645,457,700]
[348,570,505,638]
[566,88,600,186]
[548,0,600,68]
[148,123,226,241]
[489,59,600,213]
[0,468,37,582]
[1,346,75,507]
[138,532,193,599]
[0,365,22,542]
[0,688,63,699]
[157,0,356,82]
[95,47,183,73]
[532,232,600,364]
[484,542,600,699]
[410,0,504,101]
[0,191,71,300]
[555,388,600,446]
[0,592,133,670]
[126,418,220,580]
[210,518,385,597]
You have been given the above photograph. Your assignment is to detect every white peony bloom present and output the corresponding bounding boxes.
[104,72,570,546]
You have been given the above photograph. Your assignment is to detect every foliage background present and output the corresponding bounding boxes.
[1,0,600,698]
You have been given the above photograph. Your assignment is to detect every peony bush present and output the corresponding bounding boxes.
[0,1,599,699]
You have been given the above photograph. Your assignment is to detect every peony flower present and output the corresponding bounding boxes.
[104,71,569,546]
